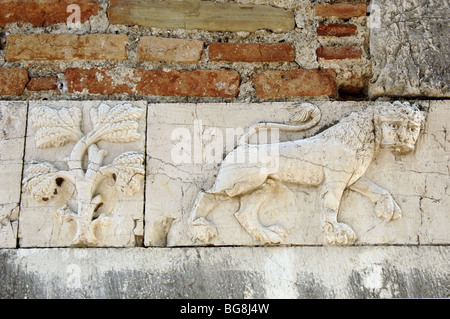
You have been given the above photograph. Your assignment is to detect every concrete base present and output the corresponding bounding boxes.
[1,246,448,299]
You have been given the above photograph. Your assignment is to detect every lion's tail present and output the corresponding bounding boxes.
[238,103,321,146]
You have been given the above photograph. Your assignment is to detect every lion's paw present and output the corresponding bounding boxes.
[375,194,402,222]
[324,222,356,246]
[189,217,218,244]
[254,224,287,245]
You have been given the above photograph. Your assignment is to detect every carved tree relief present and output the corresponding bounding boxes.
[189,102,426,246]
[23,103,145,247]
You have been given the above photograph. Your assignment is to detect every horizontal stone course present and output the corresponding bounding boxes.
[108,0,295,32]
[0,246,447,298]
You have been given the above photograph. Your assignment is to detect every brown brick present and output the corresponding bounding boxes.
[0,68,29,95]
[317,23,357,37]
[317,46,362,60]
[314,4,366,19]
[65,68,240,97]
[138,37,204,63]
[253,69,336,98]
[27,78,59,91]
[0,0,98,27]
[6,34,127,61]
[209,43,295,62]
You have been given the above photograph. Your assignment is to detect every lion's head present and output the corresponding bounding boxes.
[374,101,426,155]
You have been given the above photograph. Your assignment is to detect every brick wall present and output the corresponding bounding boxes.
[0,0,369,100]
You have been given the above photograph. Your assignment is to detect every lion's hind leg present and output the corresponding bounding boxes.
[235,180,287,245]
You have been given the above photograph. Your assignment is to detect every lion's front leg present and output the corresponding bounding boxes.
[349,177,402,221]
[320,182,356,245]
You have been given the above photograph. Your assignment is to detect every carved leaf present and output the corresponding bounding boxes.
[23,162,60,202]
[90,103,143,143]
[104,152,145,196]
[31,106,82,148]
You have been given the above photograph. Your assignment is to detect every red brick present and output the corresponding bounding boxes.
[138,36,204,63]
[65,68,240,97]
[0,0,98,27]
[0,68,29,95]
[6,34,127,61]
[317,23,357,37]
[209,43,295,62]
[317,46,362,60]
[314,4,366,19]
[27,78,58,91]
[253,69,336,98]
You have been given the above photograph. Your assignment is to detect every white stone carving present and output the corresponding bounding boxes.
[188,101,426,245]
[22,102,145,247]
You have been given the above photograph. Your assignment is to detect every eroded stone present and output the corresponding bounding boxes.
[370,0,450,97]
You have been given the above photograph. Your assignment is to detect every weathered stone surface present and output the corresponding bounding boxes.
[6,34,128,61]
[19,101,146,248]
[0,246,448,298]
[0,102,27,248]
[370,0,450,98]
[137,37,204,63]
[109,0,295,32]
[145,101,448,247]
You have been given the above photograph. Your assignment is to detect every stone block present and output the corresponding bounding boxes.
[370,0,450,97]
[145,101,448,247]
[0,246,447,298]
[19,101,147,247]
[108,0,295,32]
[0,102,27,248]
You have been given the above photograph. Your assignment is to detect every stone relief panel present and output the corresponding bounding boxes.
[0,102,27,248]
[19,101,146,247]
[145,101,448,247]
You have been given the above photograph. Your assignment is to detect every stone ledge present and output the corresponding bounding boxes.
[0,246,448,298]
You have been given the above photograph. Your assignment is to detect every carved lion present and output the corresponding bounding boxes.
[189,101,426,245]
